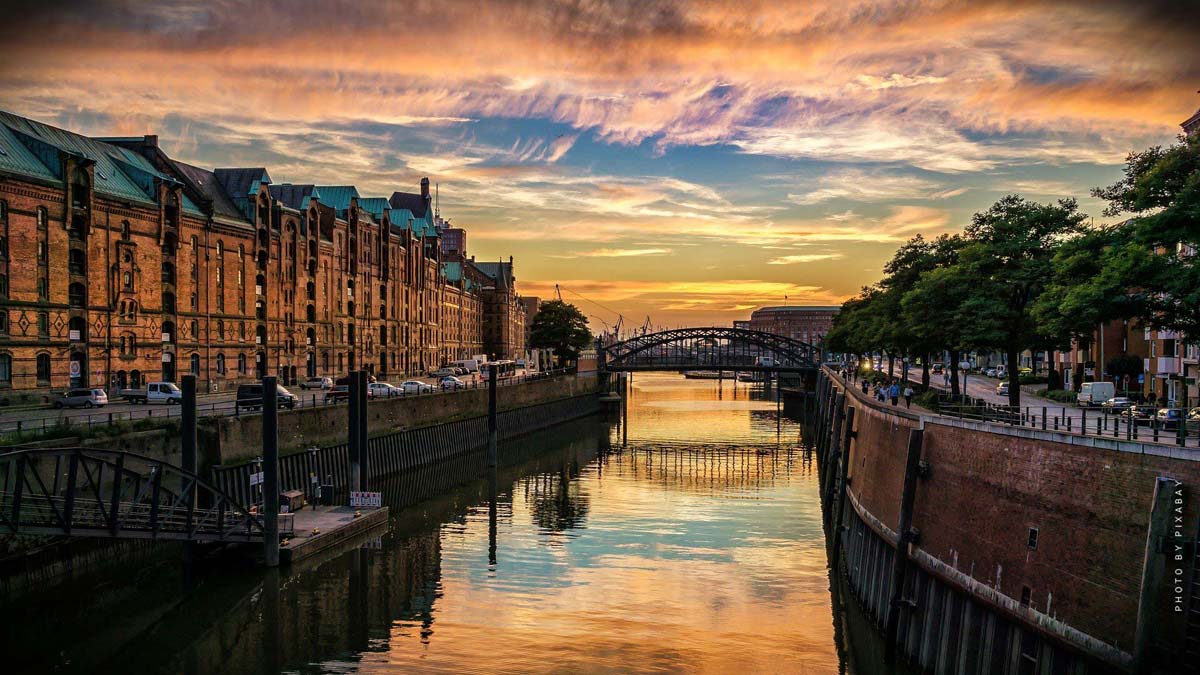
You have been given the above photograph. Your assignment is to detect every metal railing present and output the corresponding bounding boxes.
[0,368,574,442]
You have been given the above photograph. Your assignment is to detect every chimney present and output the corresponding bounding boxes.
[143,134,158,147]
[420,177,430,200]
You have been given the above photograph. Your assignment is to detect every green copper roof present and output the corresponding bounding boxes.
[313,185,359,215]
[441,261,463,282]
[357,197,390,220]
[0,109,200,212]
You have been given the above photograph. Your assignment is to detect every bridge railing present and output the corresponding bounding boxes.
[0,447,265,541]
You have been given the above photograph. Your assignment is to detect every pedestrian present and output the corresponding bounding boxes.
[861,378,868,394]
[903,385,914,408]
[889,382,900,406]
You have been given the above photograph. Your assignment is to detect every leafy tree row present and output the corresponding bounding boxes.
[827,133,1200,408]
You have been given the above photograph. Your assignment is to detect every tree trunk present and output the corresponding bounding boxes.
[1007,346,1021,408]
[949,350,960,399]
[887,354,895,382]
[921,354,930,389]
[901,356,910,385]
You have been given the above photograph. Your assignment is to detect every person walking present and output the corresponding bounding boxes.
[889,382,900,406]
[861,378,869,394]
[903,385,914,408]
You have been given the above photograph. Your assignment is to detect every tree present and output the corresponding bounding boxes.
[953,195,1087,407]
[529,300,593,367]
[1106,354,1143,394]
[901,235,969,397]
[1082,134,1200,337]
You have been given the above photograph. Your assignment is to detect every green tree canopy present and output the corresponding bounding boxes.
[954,195,1088,406]
[529,300,593,367]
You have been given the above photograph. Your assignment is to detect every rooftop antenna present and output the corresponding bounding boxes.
[554,283,563,302]
[434,182,440,218]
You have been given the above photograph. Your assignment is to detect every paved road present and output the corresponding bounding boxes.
[0,369,518,435]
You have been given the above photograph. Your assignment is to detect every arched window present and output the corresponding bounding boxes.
[190,353,200,376]
[162,292,176,314]
[0,353,11,384]
[68,283,86,307]
[68,316,86,342]
[161,321,176,344]
[216,240,223,259]
[0,200,6,221]
[36,353,51,384]
[38,312,49,336]
[189,320,199,340]
[216,319,225,340]
[216,353,226,375]
[36,207,47,229]
[162,261,175,285]
[0,310,7,334]
[130,369,142,388]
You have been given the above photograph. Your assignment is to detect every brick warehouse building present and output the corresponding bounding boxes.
[741,305,838,346]
[0,111,523,403]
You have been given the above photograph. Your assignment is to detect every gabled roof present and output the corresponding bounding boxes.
[173,160,249,224]
[389,190,428,218]
[269,184,319,211]
[1183,105,1200,137]
[0,109,201,213]
[471,260,513,290]
[213,167,270,203]
[314,185,359,215]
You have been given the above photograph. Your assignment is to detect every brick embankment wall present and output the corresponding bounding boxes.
[819,368,1200,672]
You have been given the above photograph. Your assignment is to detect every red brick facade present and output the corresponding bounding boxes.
[0,113,515,403]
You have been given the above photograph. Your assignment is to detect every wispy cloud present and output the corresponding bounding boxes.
[767,253,845,265]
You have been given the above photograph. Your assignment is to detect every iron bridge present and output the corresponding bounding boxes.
[0,447,265,542]
[600,327,821,373]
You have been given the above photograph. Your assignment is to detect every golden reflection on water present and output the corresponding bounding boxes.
[365,373,838,674]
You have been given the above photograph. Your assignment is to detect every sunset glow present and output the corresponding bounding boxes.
[3,0,1196,326]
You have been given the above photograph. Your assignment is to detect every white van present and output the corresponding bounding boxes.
[1077,381,1115,407]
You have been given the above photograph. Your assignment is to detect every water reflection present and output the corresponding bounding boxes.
[5,372,880,674]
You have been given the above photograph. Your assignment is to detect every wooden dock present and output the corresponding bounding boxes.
[279,505,389,564]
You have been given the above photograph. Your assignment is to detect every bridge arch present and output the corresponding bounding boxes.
[601,327,820,372]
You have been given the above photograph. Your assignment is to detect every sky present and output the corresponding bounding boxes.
[1,0,1197,330]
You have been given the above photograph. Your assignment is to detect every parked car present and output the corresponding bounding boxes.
[931,364,944,374]
[985,368,997,378]
[120,381,183,405]
[995,366,1008,379]
[236,383,297,412]
[400,380,435,395]
[301,376,333,390]
[995,381,1009,395]
[369,382,401,398]
[1018,367,1033,375]
[325,384,350,403]
[440,376,466,390]
[1154,408,1185,431]
[1101,397,1135,414]
[54,388,109,409]
[1119,405,1156,426]
[429,367,456,378]
[1190,407,1200,422]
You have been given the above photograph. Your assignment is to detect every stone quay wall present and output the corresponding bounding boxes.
[814,368,1200,672]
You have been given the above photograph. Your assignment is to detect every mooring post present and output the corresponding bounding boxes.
[829,406,855,572]
[824,393,846,506]
[884,428,925,664]
[348,371,362,493]
[262,375,280,567]
[487,363,498,467]
[181,374,198,583]
[357,369,369,490]
[1133,476,1181,667]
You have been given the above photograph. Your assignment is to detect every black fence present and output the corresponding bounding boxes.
[0,369,574,441]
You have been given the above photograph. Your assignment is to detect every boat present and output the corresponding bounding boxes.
[682,371,735,379]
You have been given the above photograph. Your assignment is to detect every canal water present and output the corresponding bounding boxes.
[5,372,889,673]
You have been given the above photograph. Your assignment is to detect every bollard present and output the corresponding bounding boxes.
[348,371,362,493]
[357,370,369,489]
[262,375,280,567]
[1041,407,1047,430]
[487,363,498,467]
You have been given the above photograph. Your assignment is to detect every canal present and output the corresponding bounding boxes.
[5,372,893,673]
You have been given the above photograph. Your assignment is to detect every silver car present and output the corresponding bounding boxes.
[54,388,109,409]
